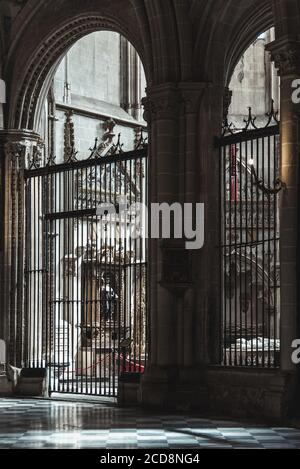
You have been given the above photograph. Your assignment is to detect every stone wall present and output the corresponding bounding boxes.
[229,29,280,122]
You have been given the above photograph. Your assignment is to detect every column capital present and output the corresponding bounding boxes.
[179,82,208,114]
[142,83,181,122]
[142,82,210,121]
[266,37,300,77]
[0,129,40,144]
[0,129,43,168]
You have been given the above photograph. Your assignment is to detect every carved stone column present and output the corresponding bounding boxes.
[0,130,41,366]
[179,84,206,369]
[143,83,181,372]
[267,38,300,373]
[140,83,208,409]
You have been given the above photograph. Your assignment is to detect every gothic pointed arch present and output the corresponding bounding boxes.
[5,1,149,131]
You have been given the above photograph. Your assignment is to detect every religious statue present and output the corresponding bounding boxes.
[101,274,118,322]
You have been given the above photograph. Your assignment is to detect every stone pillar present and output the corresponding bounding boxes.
[0,130,41,367]
[178,84,206,369]
[267,39,300,373]
[140,83,208,409]
[144,83,181,371]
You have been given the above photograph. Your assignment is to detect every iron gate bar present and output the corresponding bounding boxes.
[24,148,147,179]
[44,209,97,221]
[215,124,280,147]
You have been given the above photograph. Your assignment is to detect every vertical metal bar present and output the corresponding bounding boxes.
[109,159,113,395]
[66,169,70,391]
[88,167,93,396]
[43,174,47,373]
[145,150,149,369]
[244,140,249,366]
[138,155,143,371]
[71,167,75,393]
[85,165,90,396]
[104,162,108,396]
[117,157,123,383]
[231,144,238,365]
[75,167,80,394]
[99,164,103,394]
[273,134,278,365]
[95,163,99,396]
[223,145,227,365]
[255,138,260,366]
[48,170,54,393]
[37,172,44,368]
[238,141,242,366]
[32,177,36,367]
[134,157,138,372]
[261,136,266,366]
[53,170,57,391]
[129,156,133,373]
[123,159,128,375]
[80,166,84,395]
[58,172,62,391]
[228,145,233,364]
[25,178,31,367]
[267,135,271,367]
[219,144,223,364]
[113,160,117,393]
[250,140,253,366]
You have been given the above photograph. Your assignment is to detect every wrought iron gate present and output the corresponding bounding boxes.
[24,134,148,396]
[217,104,281,368]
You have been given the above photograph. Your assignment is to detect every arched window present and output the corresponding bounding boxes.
[24,32,148,396]
[219,29,281,368]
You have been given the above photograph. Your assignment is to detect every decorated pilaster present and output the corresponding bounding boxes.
[267,38,300,372]
[0,130,42,367]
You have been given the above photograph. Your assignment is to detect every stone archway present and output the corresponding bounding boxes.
[8,16,148,131]
[0,1,153,371]
[0,0,299,417]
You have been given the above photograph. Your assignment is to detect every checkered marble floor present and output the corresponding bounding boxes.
[0,398,299,449]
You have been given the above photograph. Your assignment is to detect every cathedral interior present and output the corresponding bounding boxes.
[0,0,300,451]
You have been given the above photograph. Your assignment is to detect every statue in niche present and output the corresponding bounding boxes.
[101,273,118,323]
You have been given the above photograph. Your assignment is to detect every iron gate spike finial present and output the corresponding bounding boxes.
[46,152,56,167]
[243,106,258,130]
[135,128,148,150]
[265,99,279,127]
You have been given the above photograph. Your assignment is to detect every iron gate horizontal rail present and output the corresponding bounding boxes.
[216,107,281,368]
[24,147,148,397]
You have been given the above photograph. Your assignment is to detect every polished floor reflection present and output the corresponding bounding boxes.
[0,398,299,449]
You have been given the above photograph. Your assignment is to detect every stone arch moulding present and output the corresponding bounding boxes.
[224,14,274,87]
[192,0,274,87]
[8,13,149,132]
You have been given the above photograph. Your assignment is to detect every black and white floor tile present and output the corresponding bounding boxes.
[0,398,299,449]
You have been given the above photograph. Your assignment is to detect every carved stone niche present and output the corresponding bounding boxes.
[159,240,193,296]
